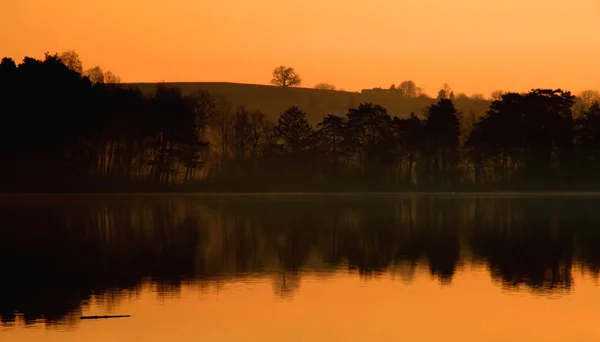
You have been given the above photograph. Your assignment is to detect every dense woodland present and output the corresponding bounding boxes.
[1,52,600,192]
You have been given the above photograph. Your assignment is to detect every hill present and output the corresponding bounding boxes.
[129,82,491,124]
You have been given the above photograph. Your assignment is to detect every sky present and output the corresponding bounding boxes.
[2,0,600,95]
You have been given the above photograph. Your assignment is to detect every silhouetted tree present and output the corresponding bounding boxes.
[178,91,213,184]
[273,106,314,154]
[85,66,105,84]
[437,83,452,100]
[455,93,469,101]
[271,66,301,87]
[58,50,83,74]
[104,70,121,84]
[391,113,425,185]
[317,114,347,169]
[0,53,94,189]
[470,93,485,101]
[225,107,270,176]
[248,110,271,165]
[423,99,460,187]
[579,90,600,109]
[490,90,504,101]
[314,83,336,90]
[577,102,600,176]
[210,95,234,173]
[466,89,575,187]
[2,50,600,192]
[346,103,393,180]
[398,80,418,97]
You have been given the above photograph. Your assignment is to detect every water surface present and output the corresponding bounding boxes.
[1,194,600,341]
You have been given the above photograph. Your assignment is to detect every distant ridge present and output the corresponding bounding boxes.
[130,81,358,93]
[127,82,490,123]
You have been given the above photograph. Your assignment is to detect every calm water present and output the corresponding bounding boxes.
[2,194,600,341]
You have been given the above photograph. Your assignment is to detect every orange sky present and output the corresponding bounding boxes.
[2,0,600,95]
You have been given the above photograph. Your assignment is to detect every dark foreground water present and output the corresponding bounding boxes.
[1,194,600,341]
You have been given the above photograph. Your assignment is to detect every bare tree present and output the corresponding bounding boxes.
[580,90,600,108]
[211,96,233,172]
[490,90,504,101]
[271,66,301,87]
[470,93,485,100]
[85,66,105,84]
[58,50,83,74]
[249,110,270,164]
[314,83,336,90]
[104,71,121,84]
[437,83,452,100]
[398,80,418,97]
[455,93,469,101]
[236,108,259,168]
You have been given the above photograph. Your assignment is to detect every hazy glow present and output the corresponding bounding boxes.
[2,0,600,94]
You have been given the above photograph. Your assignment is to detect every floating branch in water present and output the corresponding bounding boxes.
[80,315,131,320]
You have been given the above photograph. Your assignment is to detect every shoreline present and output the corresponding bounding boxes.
[3,191,600,196]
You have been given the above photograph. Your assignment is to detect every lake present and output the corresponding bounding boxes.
[1,194,600,341]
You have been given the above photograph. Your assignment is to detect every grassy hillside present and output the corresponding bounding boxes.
[130,82,491,124]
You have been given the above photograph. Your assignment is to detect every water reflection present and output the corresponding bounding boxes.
[1,194,599,327]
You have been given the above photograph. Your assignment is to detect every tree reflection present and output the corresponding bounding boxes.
[1,195,600,326]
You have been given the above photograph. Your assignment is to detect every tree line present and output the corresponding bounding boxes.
[1,52,600,191]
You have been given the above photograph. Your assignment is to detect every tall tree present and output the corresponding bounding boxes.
[273,106,314,154]
[211,95,233,173]
[178,91,212,184]
[391,113,425,185]
[248,110,271,166]
[317,114,347,166]
[578,102,600,173]
[346,103,392,174]
[437,83,452,100]
[424,99,460,186]
[466,89,575,186]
